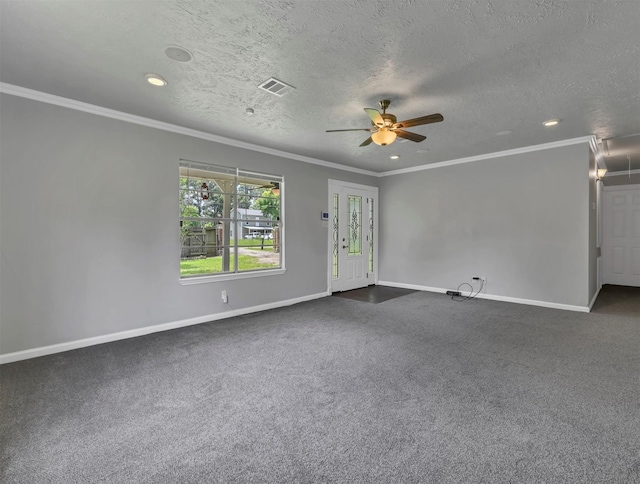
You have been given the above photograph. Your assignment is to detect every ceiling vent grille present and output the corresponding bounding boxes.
[258,77,295,97]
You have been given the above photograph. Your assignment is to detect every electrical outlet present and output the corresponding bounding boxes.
[221,290,228,303]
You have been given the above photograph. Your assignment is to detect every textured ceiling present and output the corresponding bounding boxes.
[1,0,639,174]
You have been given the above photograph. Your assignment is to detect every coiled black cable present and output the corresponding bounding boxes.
[451,280,484,301]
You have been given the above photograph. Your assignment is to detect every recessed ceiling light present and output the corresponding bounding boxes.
[245,108,255,116]
[496,130,513,136]
[145,73,167,87]
[165,46,193,63]
[543,119,560,127]
[390,155,400,160]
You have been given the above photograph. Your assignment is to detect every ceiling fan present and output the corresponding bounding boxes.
[326,100,443,147]
[257,181,280,195]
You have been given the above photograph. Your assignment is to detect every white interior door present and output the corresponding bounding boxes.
[602,185,640,287]
[329,181,378,292]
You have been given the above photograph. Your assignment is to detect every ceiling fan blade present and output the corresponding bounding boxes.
[364,108,384,127]
[394,129,426,143]
[326,128,375,132]
[394,113,443,129]
[359,136,374,147]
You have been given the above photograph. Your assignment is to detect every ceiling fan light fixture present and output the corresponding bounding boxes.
[326,100,443,148]
[371,128,397,146]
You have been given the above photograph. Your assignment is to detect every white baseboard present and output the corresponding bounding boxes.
[377,281,590,313]
[378,280,449,294]
[0,292,329,365]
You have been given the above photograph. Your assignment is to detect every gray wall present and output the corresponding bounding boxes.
[0,93,596,357]
[0,94,377,355]
[378,143,591,307]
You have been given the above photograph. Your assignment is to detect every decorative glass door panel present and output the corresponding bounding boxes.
[348,195,362,255]
[368,198,374,274]
[332,193,339,280]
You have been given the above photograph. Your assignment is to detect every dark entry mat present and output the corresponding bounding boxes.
[591,284,640,316]
[332,285,417,304]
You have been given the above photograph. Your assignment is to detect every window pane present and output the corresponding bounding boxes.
[348,195,362,255]
[180,220,221,257]
[237,243,281,272]
[180,180,230,218]
[179,160,283,278]
[251,194,280,226]
[180,249,237,277]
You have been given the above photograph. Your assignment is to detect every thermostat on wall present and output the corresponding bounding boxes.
[321,211,329,220]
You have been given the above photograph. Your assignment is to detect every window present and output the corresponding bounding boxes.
[179,159,283,282]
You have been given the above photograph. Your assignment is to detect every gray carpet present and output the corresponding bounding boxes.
[1,290,639,483]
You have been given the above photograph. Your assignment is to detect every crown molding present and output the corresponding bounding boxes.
[379,136,596,177]
[604,169,640,177]
[588,135,606,168]
[0,83,378,177]
[0,83,599,180]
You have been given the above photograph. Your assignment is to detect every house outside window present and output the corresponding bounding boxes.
[179,159,283,283]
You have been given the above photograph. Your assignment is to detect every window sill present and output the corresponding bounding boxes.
[179,268,286,285]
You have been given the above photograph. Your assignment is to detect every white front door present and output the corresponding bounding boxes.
[329,181,378,292]
[602,185,640,287]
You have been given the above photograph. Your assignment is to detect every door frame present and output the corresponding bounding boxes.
[327,179,379,293]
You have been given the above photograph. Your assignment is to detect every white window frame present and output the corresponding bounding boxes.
[179,159,285,285]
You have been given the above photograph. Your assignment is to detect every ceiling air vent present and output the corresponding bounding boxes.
[258,77,295,97]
